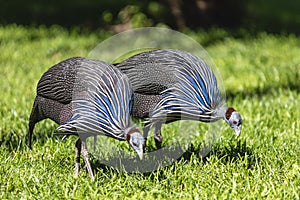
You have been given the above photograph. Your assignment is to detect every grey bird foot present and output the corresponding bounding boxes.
[74,138,95,180]
[75,163,80,177]
[81,141,95,181]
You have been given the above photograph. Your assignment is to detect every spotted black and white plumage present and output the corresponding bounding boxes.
[28,57,144,180]
[116,49,242,148]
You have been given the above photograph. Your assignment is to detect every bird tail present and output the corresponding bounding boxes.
[28,96,46,149]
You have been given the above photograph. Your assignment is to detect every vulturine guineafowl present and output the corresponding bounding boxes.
[28,57,144,180]
[116,49,242,148]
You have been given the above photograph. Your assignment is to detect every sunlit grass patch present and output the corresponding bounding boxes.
[0,25,299,199]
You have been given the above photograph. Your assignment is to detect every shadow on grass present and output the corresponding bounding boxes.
[85,139,257,181]
[182,140,256,168]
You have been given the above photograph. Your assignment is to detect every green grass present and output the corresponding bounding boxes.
[0,25,299,199]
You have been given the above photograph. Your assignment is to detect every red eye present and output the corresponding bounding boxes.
[233,121,237,125]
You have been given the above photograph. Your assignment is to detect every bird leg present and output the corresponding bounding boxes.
[74,138,81,177]
[143,123,151,149]
[81,138,95,181]
[28,122,35,149]
[143,122,163,149]
[154,123,163,149]
[28,97,46,149]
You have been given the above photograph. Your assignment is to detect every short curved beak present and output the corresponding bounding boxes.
[235,126,241,137]
[136,144,144,160]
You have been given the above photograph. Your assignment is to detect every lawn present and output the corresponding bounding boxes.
[0,25,299,199]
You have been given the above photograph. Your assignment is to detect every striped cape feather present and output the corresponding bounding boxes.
[57,61,133,141]
[148,50,224,123]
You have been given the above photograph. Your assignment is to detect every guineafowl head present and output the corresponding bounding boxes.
[224,107,242,137]
[125,127,145,160]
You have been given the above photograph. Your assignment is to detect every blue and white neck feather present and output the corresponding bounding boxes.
[148,50,226,123]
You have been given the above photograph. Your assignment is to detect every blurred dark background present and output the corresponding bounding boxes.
[0,0,299,34]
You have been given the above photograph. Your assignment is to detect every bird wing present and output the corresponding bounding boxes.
[36,57,84,104]
[115,50,178,94]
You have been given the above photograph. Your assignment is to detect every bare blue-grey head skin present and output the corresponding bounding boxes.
[125,127,145,159]
[29,57,144,181]
[224,107,242,137]
[116,49,243,147]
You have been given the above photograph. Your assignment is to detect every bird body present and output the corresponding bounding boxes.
[57,58,144,147]
[131,93,161,119]
[116,49,242,148]
[28,57,144,180]
[28,57,83,146]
